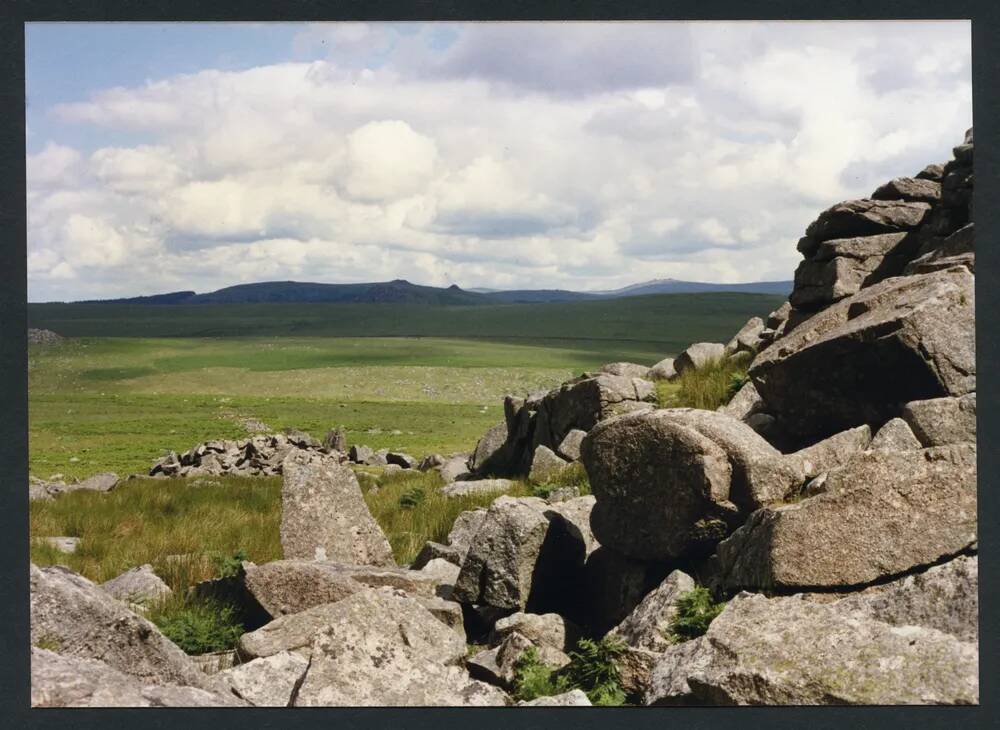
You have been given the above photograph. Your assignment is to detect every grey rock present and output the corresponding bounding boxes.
[528,445,572,483]
[517,689,591,706]
[649,357,677,381]
[469,422,511,475]
[546,486,581,502]
[411,541,463,569]
[100,564,172,607]
[438,455,471,482]
[31,649,243,707]
[803,198,932,244]
[218,651,308,706]
[673,342,725,375]
[609,570,696,652]
[724,317,765,356]
[717,445,977,590]
[782,424,872,481]
[871,176,941,203]
[294,589,506,706]
[601,362,652,379]
[825,555,978,642]
[386,451,417,469]
[30,564,219,692]
[556,428,587,461]
[468,631,569,689]
[646,592,978,705]
[716,380,763,420]
[870,417,923,451]
[322,427,347,453]
[902,394,977,446]
[242,560,437,619]
[750,267,976,446]
[453,496,588,612]
[415,557,461,599]
[238,602,351,660]
[413,593,466,636]
[916,163,945,181]
[348,444,373,463]
[440,478,515,499]
[365,448,390,467]
[490,611,581,652]
[447,508,488,555]
[280,451,393,566]
[544,495,599,557]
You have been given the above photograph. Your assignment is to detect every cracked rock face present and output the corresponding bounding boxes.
[645,592,978,706]
[716,445,977,591]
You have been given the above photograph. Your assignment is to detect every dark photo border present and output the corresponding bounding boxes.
[1,1,996,728]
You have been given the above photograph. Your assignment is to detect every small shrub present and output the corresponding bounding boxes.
[211,549,248,579]
[511,647,571,701]
[666,586,726,643]
[559,637,627,706]
[33,634,62,652]
[657,357,748,411]
[149,598,244,655]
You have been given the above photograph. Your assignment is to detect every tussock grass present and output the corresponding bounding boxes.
[665,586,726,643]
[363,469,533,565]
[511,637,628,706]
[656,357,748,411]
[29,476,283,591]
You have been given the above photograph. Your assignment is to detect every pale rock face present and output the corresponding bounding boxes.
[440,478,515,499]
[902,394,977,447]
[490,611,580,652]
[30,564,221,693]
[600,362,652,380]
[673,342,726,375]
[724,317,765,356]
[649,357,677,381]
[517,689,592,706]
[100,564,172,607]
[869,418,923,451]
[609,570,696,653]
[556,429,588,461]
[280,451,394,566]
[218,651,309,706]
[645,592,978,706]
[716,445,977,591]
[467,631,570,690]
[293,589,507,706]
[31,649,245,707]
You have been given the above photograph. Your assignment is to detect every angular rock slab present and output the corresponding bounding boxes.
[609,570,696,653]
[870,417,923,451]
[902,394,977,447]
[468,631,569,690]
[294,589,506,706]
[529,445,572,483]
[646,592,978,705]
[218,651,309,706]
[556,429,588,461]
[600,362,652,379]
[281,451,394,565]
[469,422,511,474]
[717,445,977,590]
[31,649,244,708]
[30,564,218,692]
[100,564,172,607]
[490,611,580,652]
[440,478,515,499]
[673,342,726,375]
[750,267,975,445]
[649,357,677,381]
[452,496,587,612]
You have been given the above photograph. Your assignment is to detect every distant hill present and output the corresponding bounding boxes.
[62,277,793,306]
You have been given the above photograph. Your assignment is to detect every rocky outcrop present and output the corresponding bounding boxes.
[724,317,765,356]
[150,432,335,478]
[645,592,977,705]
[750,266,975,446]
[280,451,394,566]
[716,445,976,590]
[31,649,244,707]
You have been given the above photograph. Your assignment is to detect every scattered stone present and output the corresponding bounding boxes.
[645,592,977,705]
[283,429,320,449]
[440,478,515,499]
[469,422,511,474]
[348,444,373,463]
[28,328,64,345]
[716,445,977,590]
[100,564,172,607]
[609,570,696,653]
[386,451,417,469]
[280,451,394,566]
[447,508,488,556]
[415,557,461,599]
[673,342,725,376]
[322,427,347,453]
[902,394,977,446]
[438,455,471,482]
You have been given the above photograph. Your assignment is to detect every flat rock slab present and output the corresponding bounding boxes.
[646,592,978,705]
[280,452,394,566]
[440,478,515,499]
[902,394,977,447]
[31,649,244,708]
[716,445,977,590]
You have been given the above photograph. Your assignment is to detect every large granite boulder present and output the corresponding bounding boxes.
[902,394,977,447]
[749,267,975,446]
[716,445,977,590]
[447,508,488,557]
[468,422,512,475]
[452,496,588,613]
[31,649,244,707]
[280,452,394,566]
[30,564,219,692]
[645,592,978,705]
[609,570,696,653]
[294,589,507,706]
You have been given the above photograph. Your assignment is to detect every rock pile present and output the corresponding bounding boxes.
[28,328,64,345]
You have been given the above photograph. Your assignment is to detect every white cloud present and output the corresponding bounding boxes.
[27,21,972,301]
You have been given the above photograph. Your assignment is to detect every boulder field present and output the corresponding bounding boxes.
[31,130,977,706]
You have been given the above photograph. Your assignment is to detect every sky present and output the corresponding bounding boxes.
[25,21,972,302]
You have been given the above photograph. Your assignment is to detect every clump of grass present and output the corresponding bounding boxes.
[148,597,245,655]
[665,586,726,643]
[364,469,533,564]
[531,461,591,499]
[33,634,63,652]
[656,357,748,411]
[211,549,249,580]
[397,486,427,510]
[511,637,628,706]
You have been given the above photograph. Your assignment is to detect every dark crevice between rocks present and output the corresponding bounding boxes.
[286,652,312,707]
